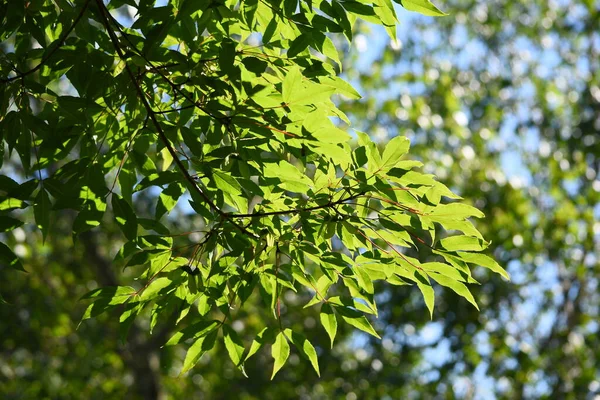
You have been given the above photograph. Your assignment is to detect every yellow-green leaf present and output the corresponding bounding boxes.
[334,304,380,338]
[429,272,479,310]
[320,303,337,348]
[398,0,447,16]
[223,324,246,371]
[457,252,510,280]
[285,329,320,376]
[271,331,290,379]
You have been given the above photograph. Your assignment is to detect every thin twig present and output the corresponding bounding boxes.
[229,191,365,218]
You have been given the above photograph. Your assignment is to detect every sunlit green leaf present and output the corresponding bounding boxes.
[165,320,220,346]
[271,331,290,379]
[428,272,479,310]
[181,329,218,375]
[320,303,337,348]
[333,304,380,338]
[223,324,246,372]
[457,252,510,280]
[397,0,447,16]
[381,135,410,169]
[284,329,320,376]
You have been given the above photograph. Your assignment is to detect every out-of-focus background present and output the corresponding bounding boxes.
[1,0,599,399]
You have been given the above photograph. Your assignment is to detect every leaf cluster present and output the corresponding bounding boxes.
[0,0,507,377]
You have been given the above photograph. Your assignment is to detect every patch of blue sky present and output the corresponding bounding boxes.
[111,5,135,28]
[422,337,451,367]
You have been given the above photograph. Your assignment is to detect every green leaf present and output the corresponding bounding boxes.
[271,331,290,379]
[113,59,126,77]
[320,303,337,348]
[156,183,185,219]
[354,265,375,294]
[34,187,51,242]
[327,296,377,315]
[73,192,107,235]
[290,82,336,105]
[0,198,26,211]
[318,76,362,99]
[416,281,434,318]
[219,39,237,76]
[264,160,312,191]
[287,33,312,58]
[181,329,218,375]
[118,301,143,342]
[245,327,276,362]
[0,242,26,272]
[397,0,447,16]
[165,320,220,346]
[147,250,173,277]
[428,203,485,220]
[112,194,138,241]
[440,235,489,252]
[421,262,470,282]
[282,66,303,104]
[213,170,242,196]
[320,36,341,68]
[0,216,24,232]
[381,135,410,169]
[284,329,320,376]
[80,286,136,302]
[355,130,382,170]
[197,294,211,316]
[333,304,380,338]
[139,277,174,301]
[223,324,247,372]
[434,219,483,240]
[374,0,398,39]
[135,171,180,192]
[457,252,510,280]
[428,272,479,310]
[78,300,118,328]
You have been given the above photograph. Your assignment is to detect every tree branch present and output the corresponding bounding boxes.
[228,191,365,218]
[94,0,256,239]
[101,11,222,120]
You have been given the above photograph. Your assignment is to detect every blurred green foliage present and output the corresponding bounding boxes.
[1,0,599,399]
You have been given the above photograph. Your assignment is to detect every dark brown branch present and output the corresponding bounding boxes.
[101,11,222,120]
[1,0,92,84]
[94,0,256,239]
[346,201,435,250]
[228,191,365,218]
[154,104,196,114]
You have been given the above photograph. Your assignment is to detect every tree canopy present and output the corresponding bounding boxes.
[3,0,599,398]
[0,0,510,381]
[14,0,600,399]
